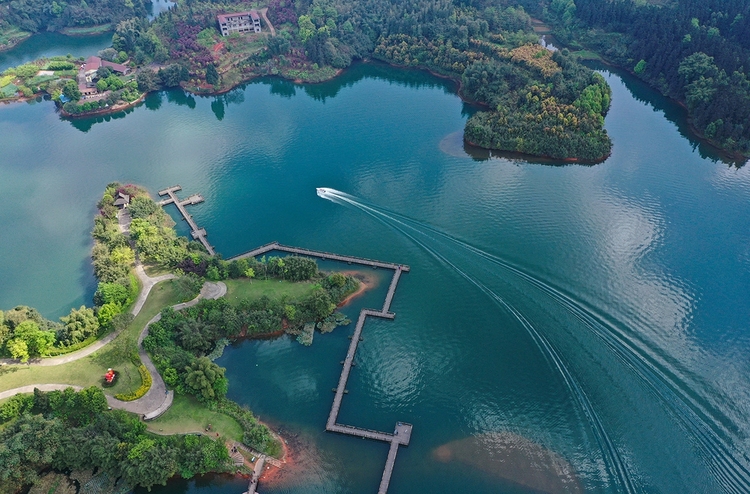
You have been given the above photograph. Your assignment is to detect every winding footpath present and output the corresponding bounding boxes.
[0,209,226,419]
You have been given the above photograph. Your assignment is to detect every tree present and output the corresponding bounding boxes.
[0,414,63,491]
[58,306,100,346]
[6,337,29,362]
[184,357,226,402]
[136,70,160,92]
[205,63,219,86]
[94,282,130,306]
[158,64,189,87]
[11,320,55,358]
[96,78,109,92]
[62,79,81,101]
[97,302,122,327]
[98,48,118,62]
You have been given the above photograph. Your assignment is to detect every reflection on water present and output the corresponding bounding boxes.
[433,432,582,494]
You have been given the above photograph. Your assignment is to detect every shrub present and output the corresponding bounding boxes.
[47,61,75,71]
[115,364,152,401]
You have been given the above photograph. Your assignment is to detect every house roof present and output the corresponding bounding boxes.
[82,56,129,74]
[113,192,130,206]
[217,10,258,23]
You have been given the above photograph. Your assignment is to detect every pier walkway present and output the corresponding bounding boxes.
[158,185,215,255]
[234,243,411,493]
[230,242,410,272]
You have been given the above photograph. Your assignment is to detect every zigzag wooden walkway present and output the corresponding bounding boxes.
[233,243,412,493]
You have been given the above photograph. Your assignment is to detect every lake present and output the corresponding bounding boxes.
[1,42,749,493]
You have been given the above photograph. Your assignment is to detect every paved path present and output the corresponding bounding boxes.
[0,211,174,367]
[0,207,226,418]
[259,8,276,36]
[0,281,226,418]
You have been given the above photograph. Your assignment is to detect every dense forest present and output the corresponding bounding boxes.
[0,0,148,33]
[0,387,231,493]
[540,0,750,157]
[1,0,615,159]
[39,0,609,160]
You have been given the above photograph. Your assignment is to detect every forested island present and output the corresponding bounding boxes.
[1,0,613,161]
[0,183,362,493]
[527,0,750,159]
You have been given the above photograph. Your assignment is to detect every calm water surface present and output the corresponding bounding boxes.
[1,52,749,493]
[0,32,112,72]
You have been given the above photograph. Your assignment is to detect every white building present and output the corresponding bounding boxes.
[217,11,261,36]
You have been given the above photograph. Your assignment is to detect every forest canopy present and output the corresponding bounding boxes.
[540,0,750,157]
[2,0,609,160]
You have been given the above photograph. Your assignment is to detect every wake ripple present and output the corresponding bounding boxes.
[318,188,750,494]
[319,188,637,493]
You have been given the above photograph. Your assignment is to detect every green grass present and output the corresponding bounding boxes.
[574,50,603,61]
[224,278,316,306]
[146,394,243,441]
[61,24,112,35]
[0,280,181,396]
[0,26,31,48]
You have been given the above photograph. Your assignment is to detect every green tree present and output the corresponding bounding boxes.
[184,357,226,402]
[205,63,219,86]
[94,282,130,306]
[97,302,122,327]
[6,337,29,362]
[634,59,646,74]
[12,320,55,357]
[62,79,81,101]
[0,414,63,491]
[58,306,100,346]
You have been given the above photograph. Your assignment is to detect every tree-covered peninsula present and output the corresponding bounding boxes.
[1,0,612,161]
[0,183,363,492]
[531,0,750,159]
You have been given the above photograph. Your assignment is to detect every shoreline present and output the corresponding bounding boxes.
[2,53,611,162]
[545,30,749,162]
[463,137,611,164]
[337,270,377,307]
[59,92,147,118]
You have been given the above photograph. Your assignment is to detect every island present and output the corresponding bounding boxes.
[1,0,612,161]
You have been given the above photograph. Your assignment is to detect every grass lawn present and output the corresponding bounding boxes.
[146,394,243,441]
[224,278,316,306]
[60,24,111,35]
[0,280,181,395]
[574,50,603,61]
[0,26,30,47]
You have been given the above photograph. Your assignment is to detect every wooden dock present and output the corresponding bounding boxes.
[157,185,215,255]
[246,456,264,494]
[230,243,412,493]
[229,242,410,272]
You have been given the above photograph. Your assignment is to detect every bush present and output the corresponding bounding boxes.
[115,364,152,401]
[47,61,75,71]
[0,394,34,423]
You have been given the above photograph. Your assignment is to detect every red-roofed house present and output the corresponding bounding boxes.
[217,11,261,36]
[80,56,130,84]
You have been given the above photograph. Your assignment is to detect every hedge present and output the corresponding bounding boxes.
[115,364,152,401]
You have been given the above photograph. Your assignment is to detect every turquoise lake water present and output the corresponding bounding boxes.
[1,36,750,493]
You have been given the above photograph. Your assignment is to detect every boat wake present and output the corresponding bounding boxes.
[317,187,750,494]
